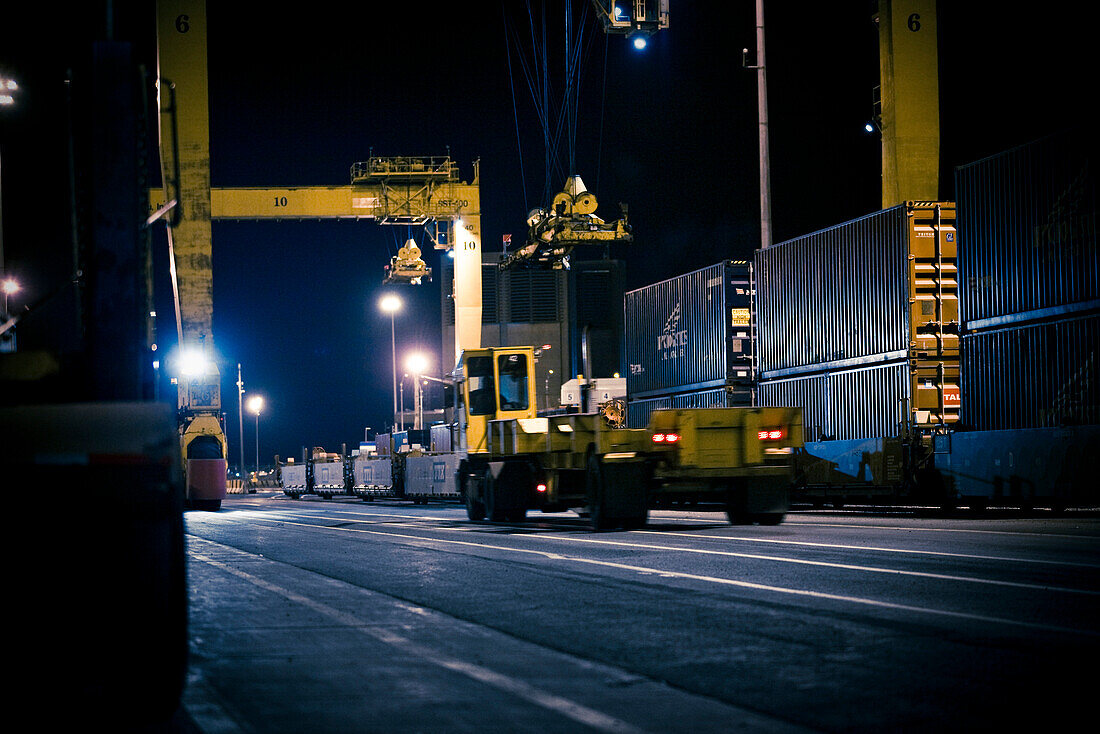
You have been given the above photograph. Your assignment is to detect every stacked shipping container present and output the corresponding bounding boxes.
[619,130,1094,505]
[623,261,755,427]
[935,128,1097,504]
[754,202,960,442]
[954,128,1098,430]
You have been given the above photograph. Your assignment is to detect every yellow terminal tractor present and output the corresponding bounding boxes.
[448,346,803,529]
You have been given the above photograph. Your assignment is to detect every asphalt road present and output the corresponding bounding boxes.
[175,494,1100,733]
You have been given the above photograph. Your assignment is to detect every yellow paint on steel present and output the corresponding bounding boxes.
[875,0,941,206]
[157,0,215,346]
[205,183,480,220]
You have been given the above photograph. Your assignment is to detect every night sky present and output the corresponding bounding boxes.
[1,2,1092,469]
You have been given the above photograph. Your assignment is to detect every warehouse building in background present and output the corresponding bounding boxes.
[441,255,625,411]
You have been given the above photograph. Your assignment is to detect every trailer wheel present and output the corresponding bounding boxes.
[463,473,486,521]
[586,457,648,530]
[725,485,751,525]
[586,456,614,530]
[484,471,507,522]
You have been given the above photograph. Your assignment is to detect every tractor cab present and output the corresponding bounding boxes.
[455,346,538,454]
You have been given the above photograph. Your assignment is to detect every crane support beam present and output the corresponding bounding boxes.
[194,183,480,222]
[147,175,483,358]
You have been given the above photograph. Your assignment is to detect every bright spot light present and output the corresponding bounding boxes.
[864,122,875,133]
[379,294,402,313]
[447,249,455,259]
[247,395,265,415]
[406,352,429,375]
[632,36,647,50]
[0,95,13,106]
[1,277,20,296]
[179,350,208,377]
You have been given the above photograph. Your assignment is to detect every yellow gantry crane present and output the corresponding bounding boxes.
[153,1,484,508]
[153,1,660,507]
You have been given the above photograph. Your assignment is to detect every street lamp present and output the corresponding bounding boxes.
[236,364,245,484]
[1,276,18,306]
[247,395,264,480]
[406,352,429,430]
[1,277,19,352]
[400,373,406,431]
[379,294,402,430]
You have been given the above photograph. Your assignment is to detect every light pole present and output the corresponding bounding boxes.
[379,294,402,431]
[406,352,429,430]
[247,395,264,480]
[1,276,20,353]
[399,373,407,432]
[1,77,18,286]
[236,363,245,482]
[742,0,772,249]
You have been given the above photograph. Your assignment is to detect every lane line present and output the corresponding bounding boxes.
[634,531,1100,569]
[191,517,1100,637]
[233,502,1100,544]
[250,499,1100,540]
[781,519,1100,540]
[214,509,1100,591]
[189,547,644,734]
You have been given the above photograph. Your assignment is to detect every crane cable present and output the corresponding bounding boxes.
[503,1,604,209]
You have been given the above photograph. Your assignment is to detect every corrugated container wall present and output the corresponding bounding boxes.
[960,313,1099,430]
[623,261,754,398]
[756,362,911,442]
[626,387,731,429]
[754,203,957,377]
[755,201,960,434]
[955,127,1098,329]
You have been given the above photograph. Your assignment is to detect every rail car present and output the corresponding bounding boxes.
[624,129,1095,510]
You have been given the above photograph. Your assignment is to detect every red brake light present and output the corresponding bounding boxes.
[758,429,785,441]
[536,483,547,493]
[665,433,680,443]
[652,433,666,443]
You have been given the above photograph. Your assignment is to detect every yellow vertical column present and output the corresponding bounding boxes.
[877,0,940,207]
[452,180,483,361]
[156,1,215,353]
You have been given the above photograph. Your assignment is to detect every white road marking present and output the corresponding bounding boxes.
[637,530,1100,568]
[190,549,645,734]
[218,509,1100,593]
[194,516,1100,637]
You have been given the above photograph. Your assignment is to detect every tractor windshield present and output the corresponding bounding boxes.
[497,354,529,412]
